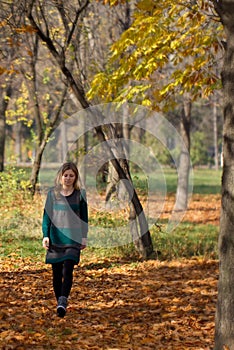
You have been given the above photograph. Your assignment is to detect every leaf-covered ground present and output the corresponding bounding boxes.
[0,256,218,350]
[155,194,221,226]
[0,193,220,349]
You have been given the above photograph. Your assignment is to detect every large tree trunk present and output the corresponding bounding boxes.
[174,94,191,211]
[214,1,234,349]
[104,108,151,257]
[104,132,154,259]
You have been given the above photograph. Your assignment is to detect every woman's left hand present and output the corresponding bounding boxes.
[81,238,87,250]
[42,237,50,250]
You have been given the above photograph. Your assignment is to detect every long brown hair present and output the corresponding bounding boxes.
[54,162,80,198]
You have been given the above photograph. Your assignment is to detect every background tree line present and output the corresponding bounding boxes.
[0,0,223,174]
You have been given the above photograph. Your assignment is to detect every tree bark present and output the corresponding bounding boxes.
[213,103,218,169]
[174,94,191,211]
[30,141,47,193]
[213,94,219,170]
[0,101,6,172]
[13,122,22,164]
[0,81,12,172]
[214,1,234,349]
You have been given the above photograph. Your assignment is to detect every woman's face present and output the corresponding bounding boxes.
[61,169,76,188]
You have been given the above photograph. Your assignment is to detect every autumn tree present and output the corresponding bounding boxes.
[0,3,18,171]
[2,5,70,192]
[0,75,13,172]
[213,1,234,349]
[0,3,34,167]
[88,0,223,211]
[19,0,154,259]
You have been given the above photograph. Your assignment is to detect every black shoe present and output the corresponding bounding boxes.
[57,296,67,317]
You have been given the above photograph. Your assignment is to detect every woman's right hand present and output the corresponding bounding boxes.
[42,237,50,250]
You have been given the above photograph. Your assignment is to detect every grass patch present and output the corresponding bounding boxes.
[0,218,218,263]
[131,168,222,195]
[151,221,218,260]
[0,213,44,260]
[192,168,222,194]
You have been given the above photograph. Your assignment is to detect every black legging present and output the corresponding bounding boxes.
[52,260,75,300]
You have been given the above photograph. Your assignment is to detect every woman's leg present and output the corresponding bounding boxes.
[53,260,75,317]
[56,260,75,317]
[61,259,75,298]
[52,262,63,300]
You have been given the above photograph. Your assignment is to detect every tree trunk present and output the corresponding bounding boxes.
[0,82,12,172]
[214,1,234,349]
[129,202,145,256]
[30,141,46,193]
[13,122,22,164]
[114,156,154,260]
[0,104,6,172]
[105,123,126,206]
[123,109,147,255]
[23,35,68,195]
[78,117,88,187]
[174,94,191,211]
[61,121,68,162]
[213,94,219,170]
[104,135,154,259]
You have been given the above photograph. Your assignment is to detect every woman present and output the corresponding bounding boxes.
[42,162,88,317]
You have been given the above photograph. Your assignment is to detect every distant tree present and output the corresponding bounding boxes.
[0,77,13,172]
[0,3,17,171]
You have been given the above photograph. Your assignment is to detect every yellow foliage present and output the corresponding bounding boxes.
[15,25,37,34]
[88,0,223,111]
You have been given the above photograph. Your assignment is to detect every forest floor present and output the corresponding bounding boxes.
[161,193,220,226]
[0,194,220,350]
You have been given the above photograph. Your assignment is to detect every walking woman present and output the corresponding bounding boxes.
[42,162,88,317]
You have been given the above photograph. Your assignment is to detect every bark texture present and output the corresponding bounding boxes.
[214,1,234,349]
[174,94,191,211]
[0,82,12,172]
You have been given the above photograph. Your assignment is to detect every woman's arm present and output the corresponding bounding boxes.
[80,189,88,248]
[80,237,87,250]
[42,191,53,249]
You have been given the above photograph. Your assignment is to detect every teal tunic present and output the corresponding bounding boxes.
[42,188,88,264]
